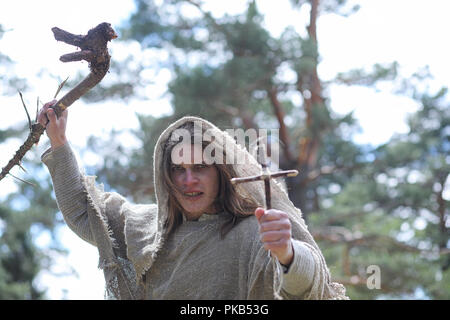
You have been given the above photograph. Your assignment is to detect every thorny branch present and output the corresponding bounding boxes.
[0,23,117,182]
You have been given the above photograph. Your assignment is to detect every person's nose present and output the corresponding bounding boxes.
[183,168,199,187]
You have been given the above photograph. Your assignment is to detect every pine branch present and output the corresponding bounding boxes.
[0,23,117,183]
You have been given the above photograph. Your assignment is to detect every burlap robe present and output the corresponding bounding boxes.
[59,116,349,300]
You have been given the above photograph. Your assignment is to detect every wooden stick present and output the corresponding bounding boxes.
[0,23,117,182]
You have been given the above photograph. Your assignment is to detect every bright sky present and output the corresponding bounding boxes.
[0,0,449,300]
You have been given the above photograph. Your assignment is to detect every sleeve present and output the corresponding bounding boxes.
[244,217,317,300]
[278,239,316,297]
[41,142,96,245]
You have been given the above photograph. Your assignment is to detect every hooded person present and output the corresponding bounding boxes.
[38,100,348,300]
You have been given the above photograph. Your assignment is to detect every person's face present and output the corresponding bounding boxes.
[171,144,220,220]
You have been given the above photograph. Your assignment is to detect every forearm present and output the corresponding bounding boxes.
[41,142,95,245]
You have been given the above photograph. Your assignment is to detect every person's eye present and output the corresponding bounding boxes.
[171,165,184,171]
[194,164,207,170]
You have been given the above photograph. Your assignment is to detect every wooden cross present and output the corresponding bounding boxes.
[230,142,298,209]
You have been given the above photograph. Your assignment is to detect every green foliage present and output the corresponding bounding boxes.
[311,85,449,299]
[290,0,360,16]
[0,24,66,299]
[335,62,399,86]
[0,160,63,299]
[121,0,205,50]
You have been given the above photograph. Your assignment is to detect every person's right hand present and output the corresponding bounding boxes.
[37,100,68,149]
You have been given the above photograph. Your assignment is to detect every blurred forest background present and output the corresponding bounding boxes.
[0,0,448,299]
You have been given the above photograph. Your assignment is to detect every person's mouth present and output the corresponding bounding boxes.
[183,191,204,199]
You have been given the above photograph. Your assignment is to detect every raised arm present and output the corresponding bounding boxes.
[38,101,95,245]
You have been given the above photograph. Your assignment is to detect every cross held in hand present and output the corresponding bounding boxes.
[230,142,298,209]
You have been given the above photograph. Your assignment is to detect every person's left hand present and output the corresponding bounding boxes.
[255,207,293,267]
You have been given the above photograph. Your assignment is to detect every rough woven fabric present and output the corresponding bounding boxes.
[42,116,348,300]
